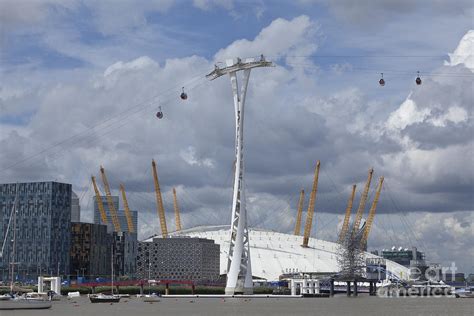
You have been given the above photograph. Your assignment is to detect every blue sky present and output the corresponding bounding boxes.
[0,0,473,272]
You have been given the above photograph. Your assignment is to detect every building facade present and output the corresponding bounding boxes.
[0,182,71,281]
[70,222,111,279]
[71,191,81,222]
[93,196,138,233]
[112,231,137,278]
[136,237,220,282]
[381,247,425,267]
[92,195,138,277]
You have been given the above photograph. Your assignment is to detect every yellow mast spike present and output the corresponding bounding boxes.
[172,188,182,232]
[302,160,320,247]
[152,159,168,238]
[91,176,108,225]
[294,189,305,236]
[351,168,374,236]
[119,184,135,233]
[100,166,122,232]
[360,176,384,248]
[338,184,357,243]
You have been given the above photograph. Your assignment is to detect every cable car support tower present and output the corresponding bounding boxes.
[206,56,273,295]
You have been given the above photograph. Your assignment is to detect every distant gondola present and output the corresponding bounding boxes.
[180,87,188,100]
[379,73,385,86]
[156,106,163,119]
[416,71,422,85]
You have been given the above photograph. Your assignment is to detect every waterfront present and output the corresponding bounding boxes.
[0,296,472,316]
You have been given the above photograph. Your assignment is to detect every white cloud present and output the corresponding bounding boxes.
[445,30,474,71]
[193,0,234,11]
[386,98,430,131]
[214,15,318,62]
[180,146,215,168]
[428,106,468,127]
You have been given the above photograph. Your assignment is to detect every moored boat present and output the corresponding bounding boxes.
[89,245,120,303]
[455,286,474,298]
[89,293,121,303]
[0,296,52,310]
[142,293,161,302]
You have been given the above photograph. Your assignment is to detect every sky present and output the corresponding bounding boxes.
[0,0,473,273]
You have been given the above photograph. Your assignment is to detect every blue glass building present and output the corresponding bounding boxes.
[0,182,71,281]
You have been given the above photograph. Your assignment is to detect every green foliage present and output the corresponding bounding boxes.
[253,287,273,294]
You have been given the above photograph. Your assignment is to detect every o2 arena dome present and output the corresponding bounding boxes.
[145,225,409,281]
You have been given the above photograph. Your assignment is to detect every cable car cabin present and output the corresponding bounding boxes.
[379,73,385,86]
[156,111,163,119]
[180,87,188,100]
[416,71,422,85]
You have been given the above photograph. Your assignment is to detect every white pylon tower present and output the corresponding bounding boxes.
[206,55,273,294]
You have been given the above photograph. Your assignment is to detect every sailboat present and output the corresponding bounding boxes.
[141,257,160,302]
[0,185,52,310]
[89,245,120,303]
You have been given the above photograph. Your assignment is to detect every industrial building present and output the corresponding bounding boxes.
[0,181,71,281]
[381,247,425,267]
[137,237,220,282]
[70,222,111,279]
[156,225,410,282]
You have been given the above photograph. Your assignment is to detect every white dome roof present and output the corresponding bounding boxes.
[144,225,409,281]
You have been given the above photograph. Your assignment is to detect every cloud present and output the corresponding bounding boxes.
[0,0,77,31]
[214,15,319,62]
[193,0,234,11]
[445,30,474,71]
[302,0,474,27]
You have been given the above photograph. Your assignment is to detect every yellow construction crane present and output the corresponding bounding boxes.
[350,168,374,237]
[172,187,182,232]
[338,184,357,243]
[119,184,135,233]
[91,176,108,225]
[151,159,168,238]
[302,160,320,247]
[294,189,305,236]
[99,166,122,232]
[360,176,384,248]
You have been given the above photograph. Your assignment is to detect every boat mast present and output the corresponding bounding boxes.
[10,184,18,294]
[111,244,114,295]
[148,251,151,295]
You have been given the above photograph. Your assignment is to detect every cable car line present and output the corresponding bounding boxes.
[0,71,208,175]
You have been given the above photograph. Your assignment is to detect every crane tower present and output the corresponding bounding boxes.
[206,56,273,295]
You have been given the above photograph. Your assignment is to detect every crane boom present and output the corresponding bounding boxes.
[294,189,305,236]
[152,159,168,238]
[338,184,357,243]
[302,161,320,247]
[91,176,108,225]
[360,176,384,248]
[119,184,135,233]
[99,166,122,232]
[172,188,182,232]
[351,168,374,237]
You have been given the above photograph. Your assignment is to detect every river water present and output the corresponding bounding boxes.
[0,295,472,316]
